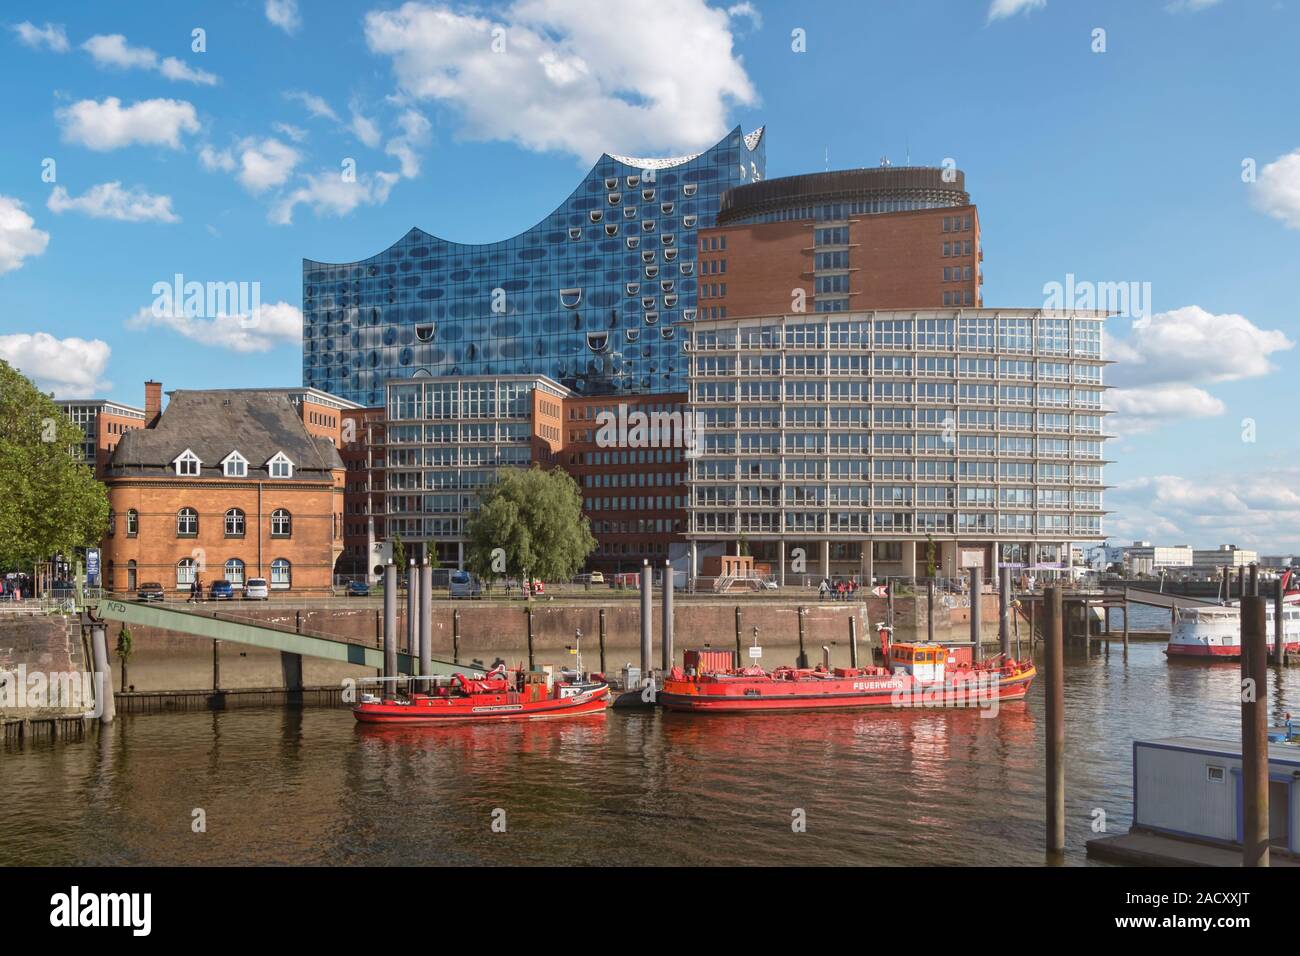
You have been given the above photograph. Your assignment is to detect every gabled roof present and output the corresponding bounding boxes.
[109,390,343,480]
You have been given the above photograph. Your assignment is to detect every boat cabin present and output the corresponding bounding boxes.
[888,643,946,682]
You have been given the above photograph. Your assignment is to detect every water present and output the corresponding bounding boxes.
[3,642,1295,866]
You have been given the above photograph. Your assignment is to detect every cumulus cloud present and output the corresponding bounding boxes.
[0,333,111,398]
[1104,305,1292,434]
[385,109,431,177]
[47,182,180,223]
[11,21,69,52]
[1108,469,1300,553]
[125,300,302,353]
[0,195,50,274]
[266,0,302,35]
[81,33,218,85]
[273,121,308,142]
[57,96,200,151]
[1252,148,1300,229]
[201,137,301,193]
[987,0,1046,21]
[349,107,382,148]
[362,0,756,163]
[270,169,400,225]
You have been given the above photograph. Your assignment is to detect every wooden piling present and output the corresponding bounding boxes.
[734,606,742,666]
[926,579,936,644]
[526,605,536,672]
[452,608,461,665]
[1240,595,1270,867]
[639,561,652,678]
[999,566,1011,658]
[1044,586,1065,857]
[1122,600,1130,659]
[213,638,222,691]
[382,562,397,679]
[662,558,674,672]
[599,607,607,674]
[1274,578,1287,668]
[970,567,983,662]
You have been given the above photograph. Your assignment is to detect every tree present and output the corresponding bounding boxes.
[390,533,406,584]
[465,466,596,586]
[116,624,133,689]
[925,534,937,579]
[0,361,109,570]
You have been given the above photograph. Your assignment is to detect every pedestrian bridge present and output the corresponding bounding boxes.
[78,592,484,677]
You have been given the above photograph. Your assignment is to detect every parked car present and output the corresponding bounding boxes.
[588,571,604,585]
[345,580,370,597]
[136,582,165,602]
[449,570,482,599]
[209,579,235,600]
[243,578,269,600]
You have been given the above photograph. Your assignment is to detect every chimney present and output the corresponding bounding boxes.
[144,380,162,426]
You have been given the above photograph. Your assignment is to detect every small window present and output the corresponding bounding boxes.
[607,192,621,206]
[177,508,198,537]
[1207,765,1226,783]
[589,210,603,223]
[569,227,582,241]
[664,248,678,261]
[177,557,196,588]
[415,323,435,341]
[271,558,292,590]
[126,509,139,536]
[604,177,618,190]
[271,509,292,537]
[642,189,655,201]
[225,508,246,537]
[641,220,655,232]
[625,282,640,295]
[661,202,674,215]
[225,558,245,586]
[222,451,248,477]
[682,184,697,197]
[625,237,639,249]
[559,288,583,309]
[267,452,294,479]
[604,223,618,236]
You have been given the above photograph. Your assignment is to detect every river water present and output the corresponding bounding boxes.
[3,640,1295,866]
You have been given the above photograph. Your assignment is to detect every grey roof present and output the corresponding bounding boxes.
[108,390,343,480]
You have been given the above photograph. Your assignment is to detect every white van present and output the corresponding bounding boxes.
[244,578,269,600]
[449,570,482,599]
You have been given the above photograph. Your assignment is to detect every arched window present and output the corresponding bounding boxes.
[177,507,198,537]
[224,558,245,586]
[271,509,292,537]
[270,558,291,590]
[225,508,246,537]
[177,557,196,589]
[126,509,139,536]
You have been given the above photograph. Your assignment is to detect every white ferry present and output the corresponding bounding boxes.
[1167,571,1300,659]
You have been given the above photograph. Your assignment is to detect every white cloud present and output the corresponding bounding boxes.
[285,89,339,122]
[987,0,1046,22]
[726,3,762,29]
[57,96,200,151]
[0,195,50,274]
[266,0,302,35]
[1252,148,1300,229]
[350,108,382,148]
[125,301,302,353]
[0,333,111,398]
[82,34,217,85]
[1166,0,1223,11]
[270,170,400,225]
[201,137,302,193]
[12,21,70,52]
[47,182,180,223]
[385,109,431,177]
[1105,305,1293,434]
[362,0,757,163]
[273,121,308,142]
[1108,469,1300,553]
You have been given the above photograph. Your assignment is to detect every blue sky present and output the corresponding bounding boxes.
[1,0,1298,551]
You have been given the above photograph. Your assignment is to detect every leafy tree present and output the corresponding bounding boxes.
[0,361,109,570]
[391,533,406,584]
[925,534,937,579]
[465,466,596,586]
[116,624,133,688]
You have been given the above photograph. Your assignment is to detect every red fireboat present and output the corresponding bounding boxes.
[658,627,1035,714]
[353,664,610,724]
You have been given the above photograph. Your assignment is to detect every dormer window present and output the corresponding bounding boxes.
[267,452,295,479]
[174,449,202,477]
[221,451,249,478]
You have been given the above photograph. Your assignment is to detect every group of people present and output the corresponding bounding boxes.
[817,578,860,601]
[0,574,33,601]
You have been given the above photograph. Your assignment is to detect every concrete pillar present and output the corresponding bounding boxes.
[689,540,698,587]
[456,541,464,570]
[820,540,830,580]
[383,562,397,680]
[406,559,419,671]
[970,566,983,661]
[999,565,1012,657]
[420,558,433,686]
[903,540,917,580]
[640,560,653,679]
[90,623,115,724]
[865,540,874,587]
[662,559,674,672]
[777,540,786,588]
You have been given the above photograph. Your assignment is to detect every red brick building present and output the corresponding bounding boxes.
[101,389,345,595]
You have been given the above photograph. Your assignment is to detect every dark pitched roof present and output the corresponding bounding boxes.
[108,390,343,480]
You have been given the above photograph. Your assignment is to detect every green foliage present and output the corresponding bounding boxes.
[737,532,750,557]
[465,466,596,582]
[0,361,109,569]
[116,624,133,662]
[391,533,406,577]
[925,534,937,579]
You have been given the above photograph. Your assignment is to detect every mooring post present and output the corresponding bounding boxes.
[640,560,652,680]
[1122,600,1130,659]
[1028,597,1035,646]
[452,608,461,665]
[970,567,983,663]
[797,606,808,668]
[926,579,936,644]
[849,615,859,668]
[407,558,419,667]
[383,561,397,680]
[526,605,535,671]
[887,580,895,631]
[734,606,742,666]
[213,638,221,692]
[1275,578,1287,668]
[1045,586,1064,858]
[419,558,432,690]
[1237,565,1245,601]
[661,558,674,673]
[999,565,1011,658]
[598,607,607,674]
[90,622,115,724]
[1241,595,1270,867]
[1249,563,1259,598]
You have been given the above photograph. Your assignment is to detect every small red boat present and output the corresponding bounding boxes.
[659,636,1035,714]
[353,664,610,724]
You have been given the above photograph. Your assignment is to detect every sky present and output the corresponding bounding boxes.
[1,0,1298,553]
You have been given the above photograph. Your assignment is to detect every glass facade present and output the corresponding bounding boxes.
[304,127,766,406]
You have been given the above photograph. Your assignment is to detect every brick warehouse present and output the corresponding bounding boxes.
[101,389,345,595]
